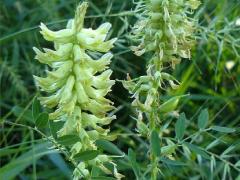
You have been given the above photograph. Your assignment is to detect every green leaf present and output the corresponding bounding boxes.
[236,174,240,180]
[32,97,41,121]
[91,165,102,177]
[150,130,161,157]
[115,159,132,171]
[49,120,64,139]
[12,106,33,123]
[158,96,180,113]
[161,145,177,156]
[223,164,230,180]
[96,139,124,156]
[0,142,56,180]
[235,160,240,167]
[158,94,188,114]
[48,153,71,178]
[91,177,116,180]
[175,113,186,140]
[211,126,235,133]
[221,145,235,157]
[206,139,220,150]
[197,108,208,129]
[57,135,80,146]
[160,157,186,166]
[128,148,141,179]
[74,150,99,161]
[0,148,30,157]
[35,112,49,128]
[184,142,210,159]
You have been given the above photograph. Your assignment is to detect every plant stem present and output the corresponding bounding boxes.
[149,108,158,180]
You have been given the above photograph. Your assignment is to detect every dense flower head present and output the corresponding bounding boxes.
[122,1,200,177]
[124,0,200,136]
[33,2,122,179]
[131,0,200,69]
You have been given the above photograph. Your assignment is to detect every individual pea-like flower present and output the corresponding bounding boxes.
[33,2,122,179]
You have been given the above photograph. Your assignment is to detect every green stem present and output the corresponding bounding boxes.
[149,110,158,180]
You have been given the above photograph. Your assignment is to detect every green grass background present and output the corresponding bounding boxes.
[0,0,240,179]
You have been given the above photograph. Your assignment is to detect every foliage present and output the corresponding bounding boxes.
[0,0,240,180]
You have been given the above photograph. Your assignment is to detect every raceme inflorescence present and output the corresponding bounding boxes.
[123,0,200,179]
[33,2,123,179]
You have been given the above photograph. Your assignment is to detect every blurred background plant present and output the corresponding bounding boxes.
[0,0,239,179]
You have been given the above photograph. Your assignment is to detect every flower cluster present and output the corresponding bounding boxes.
[123,0,200,178]
[131,0,200,69]
[33,2,122,179]
[124,0,200,134]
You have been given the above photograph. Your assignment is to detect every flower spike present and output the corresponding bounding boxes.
[33,2,123,179]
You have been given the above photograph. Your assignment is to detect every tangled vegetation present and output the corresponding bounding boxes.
[0,0,240,180]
